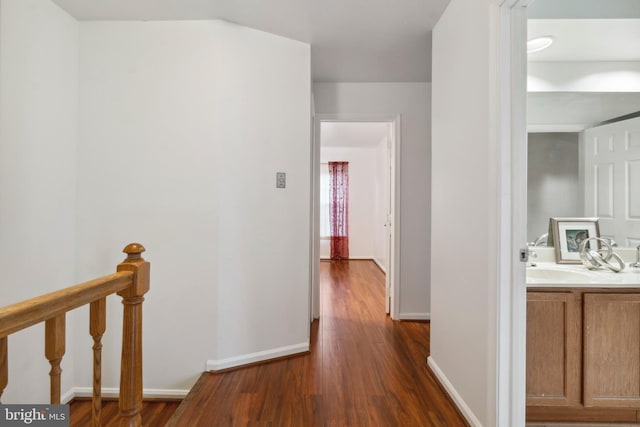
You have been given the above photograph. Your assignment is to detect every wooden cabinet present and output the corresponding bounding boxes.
[584,293,640,408]
[526,291,581,407]
[527,289,640,423]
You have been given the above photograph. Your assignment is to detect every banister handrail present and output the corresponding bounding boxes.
[0,271,133,337]
[0,243,149,427]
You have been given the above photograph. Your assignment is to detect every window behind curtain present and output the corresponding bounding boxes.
[328,161,349,260]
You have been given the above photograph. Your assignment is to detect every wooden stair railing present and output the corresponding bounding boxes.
[0,243,150,427]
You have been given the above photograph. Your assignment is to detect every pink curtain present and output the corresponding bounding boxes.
[328,161,349,260]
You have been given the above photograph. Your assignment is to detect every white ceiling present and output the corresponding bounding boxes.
[527,13,640,128]
[320,122,389,148]
[528,19,640,62]
[51,0,451,83]
[527,0,640,20]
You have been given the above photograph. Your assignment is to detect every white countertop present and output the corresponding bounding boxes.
[527,262,640,288]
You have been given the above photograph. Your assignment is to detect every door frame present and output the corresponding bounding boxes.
[310,114,401,320]
[497,0,532,425]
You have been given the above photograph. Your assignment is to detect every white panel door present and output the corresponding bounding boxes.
[584,116,640,247]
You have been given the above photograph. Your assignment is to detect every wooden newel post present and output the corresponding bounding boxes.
[116,243,149,427]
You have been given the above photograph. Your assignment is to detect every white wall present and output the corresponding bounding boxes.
[528,62,640,92]
[527,133,581,242]
[74,20,311,390]
[0,3,311,400]
[319,146,379,259]
[0,0,79,403]
[431,0,500,425]
[527,61,640,131]
[313,83,431,319]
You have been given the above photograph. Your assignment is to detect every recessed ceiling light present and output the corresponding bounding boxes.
[527,36,554,53]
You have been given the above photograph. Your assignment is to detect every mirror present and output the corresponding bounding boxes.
[526,0,640,247]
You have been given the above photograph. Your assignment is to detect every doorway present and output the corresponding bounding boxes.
[311,116,399,320]
[519,0,640,424]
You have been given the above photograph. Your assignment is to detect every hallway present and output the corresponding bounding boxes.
[167,260,468,426]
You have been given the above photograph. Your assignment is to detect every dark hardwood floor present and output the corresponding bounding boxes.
[69,399,180,426]
[166,260,469,426]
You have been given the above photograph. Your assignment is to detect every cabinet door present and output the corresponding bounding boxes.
[584,293,640,408]
[527,291,581,407]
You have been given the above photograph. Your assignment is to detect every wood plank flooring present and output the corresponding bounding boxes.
[69,399,180,426]
[167,260,469,426]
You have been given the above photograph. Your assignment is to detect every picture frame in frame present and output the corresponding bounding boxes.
[548,217,600,264]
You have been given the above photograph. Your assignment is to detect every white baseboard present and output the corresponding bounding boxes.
[61,388,76,404]
[206,342,309,372]
[372,257,387,273]
[398,312,430,321]
[62,387,189,403]
[427,356,482,427]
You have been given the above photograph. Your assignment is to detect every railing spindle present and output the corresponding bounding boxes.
[0,336,7,402]
[90,297,106,427]
[0,243,149,421]
[116,244,149,427]
[45,314,65,404]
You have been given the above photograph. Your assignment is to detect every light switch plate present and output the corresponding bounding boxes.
[276,172,286,188]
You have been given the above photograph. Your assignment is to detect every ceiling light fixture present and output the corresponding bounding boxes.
[527,36,554,53]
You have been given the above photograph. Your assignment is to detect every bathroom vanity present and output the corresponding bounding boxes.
[526,262,640,423]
